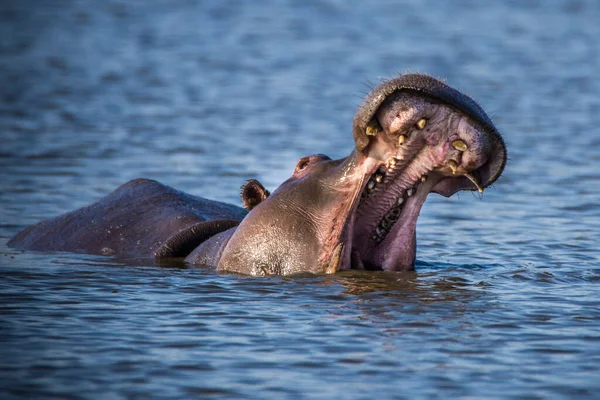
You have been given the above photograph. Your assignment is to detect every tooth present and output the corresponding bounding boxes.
[398,135,406,145]
[464,172,484,193]
[416,118,427,129]
[376,226,383,236]
[452,140,468,152]
[367,180,375,190]
[366,120,380,136]
[449,160,458,174]
[375,174,383,183]
[407,188,414,197]
[388,158,397,167]
[396,197,404,205]
[421,175,427,183]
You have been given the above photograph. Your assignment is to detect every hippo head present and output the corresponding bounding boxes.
[217,74,507,275]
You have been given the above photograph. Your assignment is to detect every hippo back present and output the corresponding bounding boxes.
[8,178,247,259]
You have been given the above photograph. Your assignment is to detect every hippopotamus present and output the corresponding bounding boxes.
[8,74,507,275]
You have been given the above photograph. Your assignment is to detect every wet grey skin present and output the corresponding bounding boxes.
[8,74,506,275]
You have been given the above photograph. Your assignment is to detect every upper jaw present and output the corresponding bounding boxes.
[353,73,507,195]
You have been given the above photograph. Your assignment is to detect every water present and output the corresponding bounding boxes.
[1,0,599,398]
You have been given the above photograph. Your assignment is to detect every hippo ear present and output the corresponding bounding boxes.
[154,220,241,258]
[240,179,270,210]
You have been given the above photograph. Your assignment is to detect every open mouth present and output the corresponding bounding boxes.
[339,76,506,272]
[348,137,493,271]
[319,74,506,274]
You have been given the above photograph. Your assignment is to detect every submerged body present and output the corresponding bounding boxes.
[9,74,507,275]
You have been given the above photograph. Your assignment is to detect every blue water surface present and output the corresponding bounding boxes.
[1,0,600,398]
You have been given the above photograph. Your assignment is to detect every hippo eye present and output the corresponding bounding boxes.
[416,118,427,130]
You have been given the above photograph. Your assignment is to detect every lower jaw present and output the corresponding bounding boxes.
[350,175,438,271]
[357,203,420,271]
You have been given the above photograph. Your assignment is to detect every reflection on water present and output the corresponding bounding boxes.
[2,0,600,398]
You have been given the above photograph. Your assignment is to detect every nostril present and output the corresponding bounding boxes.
[296,158,310,171]
[294,154,332,174]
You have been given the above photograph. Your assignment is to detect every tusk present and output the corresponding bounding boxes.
[464,172,484,193]
[366,120,380,136]
[398,134,406,145]
[325,243,343,274]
